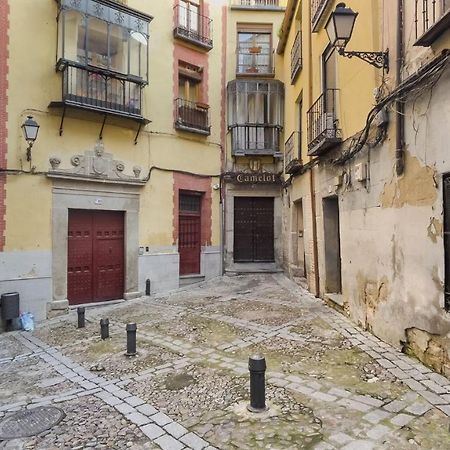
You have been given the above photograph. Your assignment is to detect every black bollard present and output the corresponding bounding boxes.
[100,318,109,340]
[77,307,85,329]
[247,354,268,413]
[145,279,151,296]
[126,323,137,356]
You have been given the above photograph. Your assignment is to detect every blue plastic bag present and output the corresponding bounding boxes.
[20,312,34,331]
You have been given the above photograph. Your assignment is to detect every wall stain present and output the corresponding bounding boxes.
[427,217,443,243]
[380,151,437,208]
[357,272,389,329]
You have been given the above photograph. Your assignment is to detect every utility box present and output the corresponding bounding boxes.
[1,292,20,320]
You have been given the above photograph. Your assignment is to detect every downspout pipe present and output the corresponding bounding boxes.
[395,0,405,176]
[308,5,320,297]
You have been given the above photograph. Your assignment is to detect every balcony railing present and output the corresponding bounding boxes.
[291,31,302,82]
[285,131,302,174]
[231,124,281,156]
[311,0,332,32]
[307,89,342,156]
[415,0,450,45]
[231,0,281,8]
[237,49,275,76]
[173,5,213,50]
[56,60,144,118]
[174,98,210,135]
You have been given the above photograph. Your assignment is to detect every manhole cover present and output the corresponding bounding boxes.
[0,406,65,439]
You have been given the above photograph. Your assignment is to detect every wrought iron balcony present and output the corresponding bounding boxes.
[311,0,333,32]
[231,0,282,9]
[291,31,302,83]
[174,98,211,135]
[285,131,302,174]
[51,60,145,120]
[231,124,281,156]
[415,0,450,46]
[307,89,342,156]
[173,5,213,50]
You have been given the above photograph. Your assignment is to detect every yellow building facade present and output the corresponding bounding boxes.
[1,0,227,321]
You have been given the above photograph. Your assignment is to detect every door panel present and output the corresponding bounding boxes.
[68,210,124,305]
[179,193,202,276]
[234,197,274,262]
[68,210,94,305]
[234,197,255,262]
[93,211,125,301]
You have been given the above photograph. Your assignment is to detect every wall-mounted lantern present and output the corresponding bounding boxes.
[21,115,40,161]
[325,3,389,72]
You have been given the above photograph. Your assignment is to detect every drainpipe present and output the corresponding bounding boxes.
[308,6,320,296]
[395,0,405,176]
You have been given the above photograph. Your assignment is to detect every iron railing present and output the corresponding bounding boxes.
[232,0,280,7]
[59,61,144,117]
[311,0,332,31]
[175,98,210,134]
[231,124,280,155]
[415,0,450,39]
[307,89,341,154]
[237,49,275,75]
[285,131,302,173]
[291,31,302,82]
[173,5,213,49]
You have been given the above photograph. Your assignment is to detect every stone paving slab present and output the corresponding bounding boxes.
[2,274,450,449]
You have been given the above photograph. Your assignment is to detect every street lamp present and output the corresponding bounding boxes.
[325,3,389,72]
[21,115,40,161]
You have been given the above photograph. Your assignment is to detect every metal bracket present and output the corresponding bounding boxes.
[134,122,143,145]
[338,48,389,72]
[59,106,66,136]
[99,114,107,141]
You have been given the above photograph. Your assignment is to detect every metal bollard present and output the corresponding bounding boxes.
[145,279,151,296]
[100,318,109,340]
[126,323,137,356]
[247,354,268,413]
[77,307,85,329]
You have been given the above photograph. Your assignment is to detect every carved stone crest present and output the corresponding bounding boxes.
[48,143,144,186]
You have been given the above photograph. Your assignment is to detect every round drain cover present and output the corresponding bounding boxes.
[0,406,65,439]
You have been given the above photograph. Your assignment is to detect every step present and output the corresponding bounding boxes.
[179,275,205,287]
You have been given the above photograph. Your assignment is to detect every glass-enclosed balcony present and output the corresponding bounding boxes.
[51,0,152,126]
[228,80,284,156]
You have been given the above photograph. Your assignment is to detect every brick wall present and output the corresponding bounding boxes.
[0,0,9,251]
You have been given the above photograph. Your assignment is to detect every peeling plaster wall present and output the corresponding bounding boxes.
[310,66,450,354]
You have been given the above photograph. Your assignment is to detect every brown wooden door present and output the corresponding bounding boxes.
[179,193,201,275]
[234,197,274,262]
[68,210,124,305]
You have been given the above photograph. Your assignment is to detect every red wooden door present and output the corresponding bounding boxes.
[68,210,124,305]
[179,193,201,275]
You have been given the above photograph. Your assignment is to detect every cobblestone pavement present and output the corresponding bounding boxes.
[1,274,450,449]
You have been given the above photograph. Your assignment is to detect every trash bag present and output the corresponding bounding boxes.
[20,312,34,331]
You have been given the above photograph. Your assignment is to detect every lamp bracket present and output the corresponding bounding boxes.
[338,48,389,72]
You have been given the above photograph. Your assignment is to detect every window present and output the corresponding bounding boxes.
[179,0,200,34]
[178,62,202,103]
[57,0,150,81]
[237,30,272,74]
